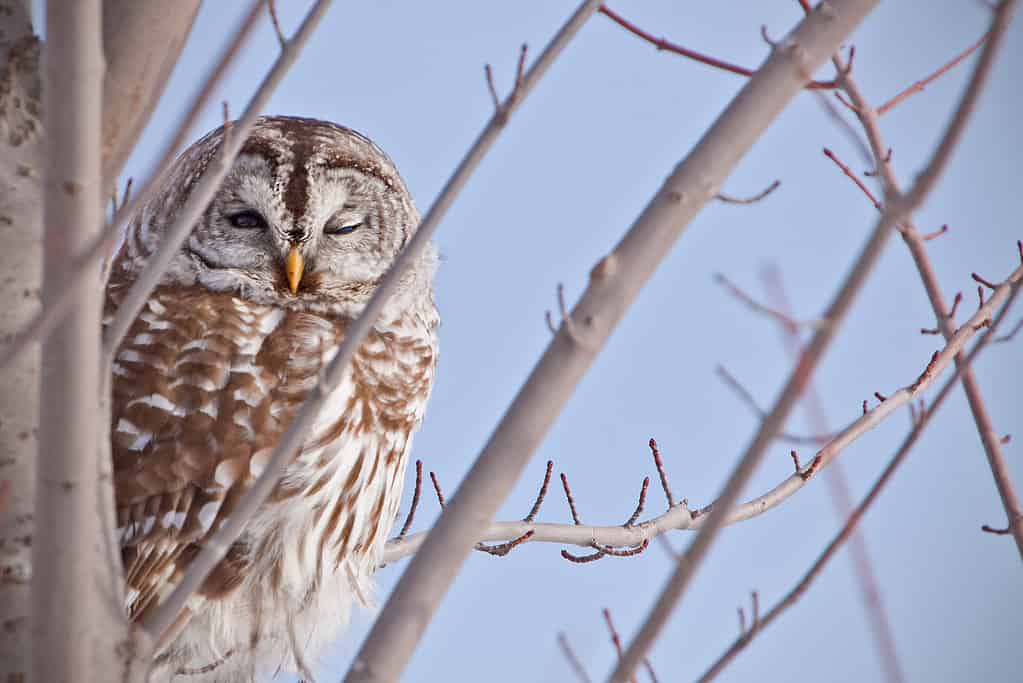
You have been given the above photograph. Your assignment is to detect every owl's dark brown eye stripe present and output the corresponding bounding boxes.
[228,210,268,229]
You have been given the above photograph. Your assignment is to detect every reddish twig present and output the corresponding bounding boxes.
[599,6,841,90]
[602,609,658,683]
[523,460,554,523]
[973,272,998,290]
[397,460,423,540]
[823,147,882,210]
[429,471,446,508]
[714,273,821,334]
[558,632,593,683]
[876,31,990,115]
[921,224,949,241]
[647,438,676,508]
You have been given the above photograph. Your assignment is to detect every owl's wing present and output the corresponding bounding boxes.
[109,285,344,621]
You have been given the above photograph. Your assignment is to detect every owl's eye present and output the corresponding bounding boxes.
[325,222,361,236]
[227,210,267,230]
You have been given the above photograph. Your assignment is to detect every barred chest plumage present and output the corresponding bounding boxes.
[108,284,438,680]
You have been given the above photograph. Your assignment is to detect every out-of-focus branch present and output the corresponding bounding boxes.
[101,0,201,183]
[344,5,882,683]
[762,267,904,683]
[612,3,1012,679]
[135,0,335,642]
[0,0,267,372]
[32,2,130,682]
[696,279,1020,682]
[821,0,1023,559]
[383,263,1021,566]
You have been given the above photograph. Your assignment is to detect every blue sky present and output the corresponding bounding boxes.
[115,2,1021,681]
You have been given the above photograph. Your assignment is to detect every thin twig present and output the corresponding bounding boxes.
[715,180,781,205]
[715,365,840,445]
[714,273,823,333]
[599,6,842,90]
[876,31,990,115]
[647,439,676,508]
[396,461,423,540]
[523,461,554,523]
[762,266,904,682]
[558,632,593,683]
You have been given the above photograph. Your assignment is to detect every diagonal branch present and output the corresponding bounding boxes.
[611,3,1016,679]
[762,267,904,683]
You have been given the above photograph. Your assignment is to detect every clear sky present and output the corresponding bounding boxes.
[116,2,1021,681]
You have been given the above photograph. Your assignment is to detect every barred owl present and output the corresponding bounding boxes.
[106,116,439,681]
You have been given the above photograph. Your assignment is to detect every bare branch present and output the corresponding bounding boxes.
[876,30,989,115]
[613,1,1017,676]
[762,267,904,682]
[696,285,1019,681]
[826,0,1023,560]
[33,2,129,681]
[385,263,1020,570]
[558,632,593,683]
[599,6,842,91]
[715,179,781,205]
[715,272,825,333]
[396,461,423,541]
[715,365,842,446]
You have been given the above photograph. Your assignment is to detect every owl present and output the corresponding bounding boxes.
[105,116,439,681]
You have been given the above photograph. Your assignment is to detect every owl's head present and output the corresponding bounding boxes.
[120,116,435,319]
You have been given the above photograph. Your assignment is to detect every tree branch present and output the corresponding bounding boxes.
[611,2,1013,679]
[696,272,1020,682]
[32,2,128,681]
[382,263,1022,566]
[762,267,904,683]
[823,0,1023,559]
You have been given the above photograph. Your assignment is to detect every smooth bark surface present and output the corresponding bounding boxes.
[0,2,41,681]
[101,0,201,185]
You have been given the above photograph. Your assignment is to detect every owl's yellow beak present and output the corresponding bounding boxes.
[285,246,304,295]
